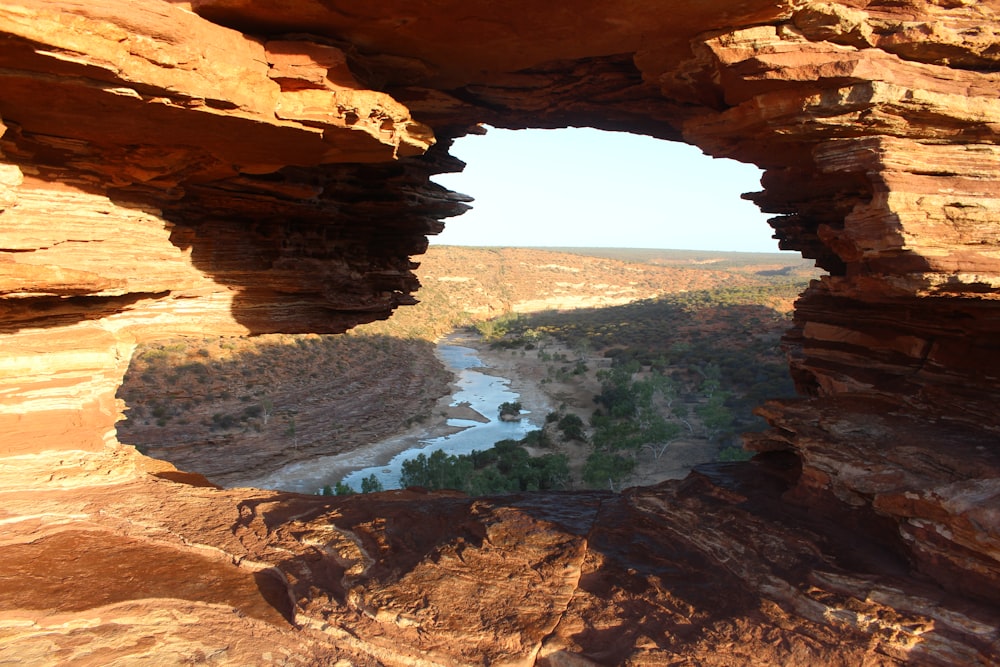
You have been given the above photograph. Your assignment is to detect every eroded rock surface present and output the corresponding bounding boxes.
[3,448,997,665]
[1,0,999,664]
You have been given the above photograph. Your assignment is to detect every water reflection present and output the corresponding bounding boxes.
[339,344,539,491]
[241,342,541,494]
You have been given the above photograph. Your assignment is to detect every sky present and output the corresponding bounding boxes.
[431,127,784,253]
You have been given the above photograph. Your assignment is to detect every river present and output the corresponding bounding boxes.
[241,339,545,494]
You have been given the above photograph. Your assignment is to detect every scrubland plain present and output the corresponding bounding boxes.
[117,246,816,490]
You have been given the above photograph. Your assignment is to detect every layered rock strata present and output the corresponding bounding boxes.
[1,0,999,664]
[3,448,998,666]
[0,1,467,454]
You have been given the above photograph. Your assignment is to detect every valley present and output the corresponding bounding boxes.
[117,246,815,491]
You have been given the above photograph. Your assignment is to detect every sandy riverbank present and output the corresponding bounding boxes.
[239,328,721,493]
[456,330,723,490]
[236,386,490,492]
[236,333,535,492]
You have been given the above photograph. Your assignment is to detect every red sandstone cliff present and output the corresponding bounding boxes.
[1,1,999,664]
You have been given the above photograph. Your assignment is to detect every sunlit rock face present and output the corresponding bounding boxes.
[0,1,463,454]
[1,0,999,664]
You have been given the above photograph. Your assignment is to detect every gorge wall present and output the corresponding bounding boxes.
[1,1,999,664]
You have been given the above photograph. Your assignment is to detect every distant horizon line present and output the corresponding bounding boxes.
[427,243,798,256]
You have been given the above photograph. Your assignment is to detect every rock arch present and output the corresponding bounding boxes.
[0,1,998,663]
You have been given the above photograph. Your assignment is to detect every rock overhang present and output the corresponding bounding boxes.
[1,1,1000,664]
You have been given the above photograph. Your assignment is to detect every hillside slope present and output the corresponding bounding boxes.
[356,246,811,338]
[117,247,815,486]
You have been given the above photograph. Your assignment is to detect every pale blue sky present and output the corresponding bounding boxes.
[431,127,784,253]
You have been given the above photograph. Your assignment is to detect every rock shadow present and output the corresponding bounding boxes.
[116,333,451,487]
[221,452,975,664]
[0,120,469,337]
[158,142,471,336]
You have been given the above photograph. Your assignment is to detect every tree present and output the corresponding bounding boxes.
[639,418,682,459]
[498,401,522,419]
[557,413,586,441]
[360,474,384,494]
[401,450,468,490]
[654,374,680,412]
[521,428,552,448]
[399,438,569,495]
[583,450,634,490]
[696,396,733,440]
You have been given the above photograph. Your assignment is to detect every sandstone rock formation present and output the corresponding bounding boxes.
[1,0,999,664]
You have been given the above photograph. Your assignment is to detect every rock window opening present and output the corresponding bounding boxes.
[117,127,812,495]
[432,127,779,252]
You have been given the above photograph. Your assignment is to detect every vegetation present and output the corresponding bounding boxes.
[471,279,804,487]
[536,247,816,275]
[717,445,754,462]
[358,275,796,493]
[583,450,636,489]
[502,283,800,437]
[118,332,452,479]
[361,474,385,494]
[322,473,384,496]
[118,246,814,490]
[353,246,814,341]
[498,401,522,419]
[556,413,586,442]
[475,313,521,342]
[399,435,569,495]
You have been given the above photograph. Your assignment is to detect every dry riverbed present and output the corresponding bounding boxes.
[122,329,722,492]
[239,329,723,493]
[457,331,723,491]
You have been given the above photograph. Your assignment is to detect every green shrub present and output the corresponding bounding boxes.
[583,450,634,489]
[498,401,522,418]
[360,474,384,494]
[557,413,586,442]
[717,446,754,462]
[210,413,239,430]
[242,405,263,419]
[399,437,569,495]
[520,429,552,448]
